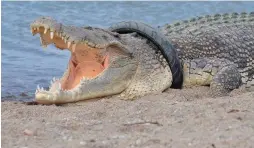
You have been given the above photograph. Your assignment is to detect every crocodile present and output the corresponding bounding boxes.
[110,12,254,96]
[30,16,182,104]
[30,12,254,104]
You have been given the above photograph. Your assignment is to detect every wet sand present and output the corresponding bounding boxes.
[2,87,254,148]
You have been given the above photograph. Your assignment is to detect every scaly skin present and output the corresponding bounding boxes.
[104,12,254,97]
[31,12,254,104]
[159,12,254,96]
[30,17,178,104]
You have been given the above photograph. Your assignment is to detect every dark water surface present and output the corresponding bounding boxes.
[2,1,254,101]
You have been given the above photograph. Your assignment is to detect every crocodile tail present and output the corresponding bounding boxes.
[109,21,183,89]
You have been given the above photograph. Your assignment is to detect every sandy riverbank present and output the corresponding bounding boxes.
[2,87,254,148]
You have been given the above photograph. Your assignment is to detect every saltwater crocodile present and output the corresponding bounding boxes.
[30,12,254,104]
[30,16,182,104]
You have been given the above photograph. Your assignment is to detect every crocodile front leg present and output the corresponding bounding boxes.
[183,58,242,97]
[210,65,241,97]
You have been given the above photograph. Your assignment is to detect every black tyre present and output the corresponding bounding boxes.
[109,21,183,88]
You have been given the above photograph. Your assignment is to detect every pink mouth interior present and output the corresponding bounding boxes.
[61,54,109,90]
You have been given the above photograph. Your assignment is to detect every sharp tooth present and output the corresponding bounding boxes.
[72,44,76,52]
[57,82,61,90]
[40,36,43,45]
[50,32,54,39]
[30,28,33,34]
[56,82,59,89]
[42,44,47,48]
[44,28,48,34]
[37,85,40,90]
[40,36,47,49]
[68,42,71,48]
[81,77,87,81]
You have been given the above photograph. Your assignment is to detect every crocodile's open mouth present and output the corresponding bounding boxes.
[31,26,110,92]
[30,16,136,104]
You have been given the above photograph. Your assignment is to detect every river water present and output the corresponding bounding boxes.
[2,1,254,101]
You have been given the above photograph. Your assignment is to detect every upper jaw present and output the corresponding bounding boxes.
[30,16,61,33]
[30,16,123,52]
